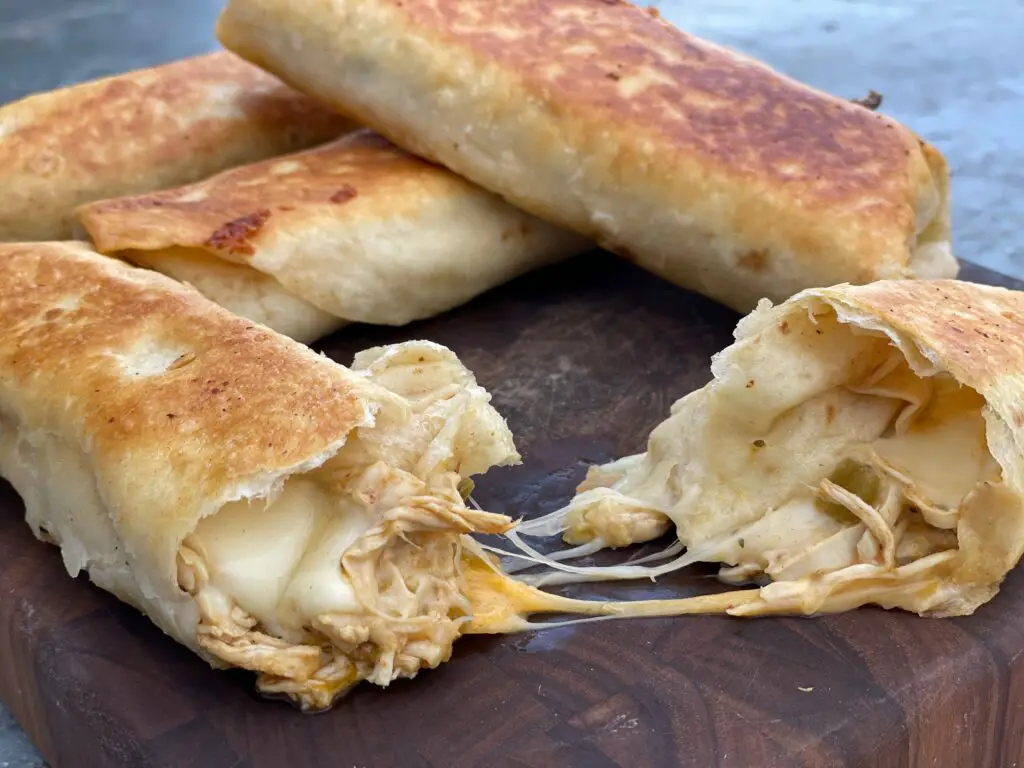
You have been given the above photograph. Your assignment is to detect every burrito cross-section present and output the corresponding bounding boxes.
[0,241,521,710]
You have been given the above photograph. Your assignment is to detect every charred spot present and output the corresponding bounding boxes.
[278,205,295,212]
[746,379,756,389]
[169,351,196,371]
[205,210,272,256]
[779,321,791,335]
[107,417,115,424]
[752,439,766,449]
[738,249,770,273]
[850,90,883,111]
[167,413,176,419]
[43,308,62,321]
[329,185,358,204]
[606,72,621,81]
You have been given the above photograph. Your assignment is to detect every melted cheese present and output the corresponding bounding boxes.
[277,497,371,630]
[190,478,371,640]
[718,369,996,584]
[874,392,996,510]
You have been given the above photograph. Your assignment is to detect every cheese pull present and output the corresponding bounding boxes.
[503,280,1024,622]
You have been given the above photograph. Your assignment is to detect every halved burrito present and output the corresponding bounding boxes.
[0,241,532,709]
[0,51,353,242]
[507,279,1024,619]
[75,130,589,343]
[0,242,744,709]
[216,0,957,312]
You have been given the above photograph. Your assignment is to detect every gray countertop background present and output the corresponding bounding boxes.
[0,0,1022,765]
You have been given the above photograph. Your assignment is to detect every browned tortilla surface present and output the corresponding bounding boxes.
[0,52,355,241]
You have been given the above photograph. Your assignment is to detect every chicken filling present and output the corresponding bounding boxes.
[173,342,518,709]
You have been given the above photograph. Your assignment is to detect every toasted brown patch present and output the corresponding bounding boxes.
[826,404,836,425]
[738,249,770,272]
[77,130,469,260]
[779,320,790,335]
[816,280,1024,396]
[329,185,359,204]
[0,51,355,241]
[205,210,272,256]
[395,0,923,205]
[0,242,365,507]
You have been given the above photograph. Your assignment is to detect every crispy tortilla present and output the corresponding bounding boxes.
[0,241,522,708]
[0,52,353,241]
[77,130,589,342]
[216,0,956,312]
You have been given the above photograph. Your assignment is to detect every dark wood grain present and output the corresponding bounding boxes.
[0,253,1021,768]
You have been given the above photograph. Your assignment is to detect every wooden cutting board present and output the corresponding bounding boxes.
[1,253,1022,768]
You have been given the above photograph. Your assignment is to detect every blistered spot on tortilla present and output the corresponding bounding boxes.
[738,249,770,272]
[329,184,358,204]
[205,209,272,255]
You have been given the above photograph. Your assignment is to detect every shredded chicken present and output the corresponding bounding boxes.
[173,341,518,709]
[501,317,1010,621]
[178,463,510,709]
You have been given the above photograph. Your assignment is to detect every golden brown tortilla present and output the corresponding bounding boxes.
[0,241,521,709]
[0,51,354,241]
[76,130,588,342]
[217,0,956,312]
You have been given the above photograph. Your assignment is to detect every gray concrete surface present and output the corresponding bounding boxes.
[0,1,1021,765]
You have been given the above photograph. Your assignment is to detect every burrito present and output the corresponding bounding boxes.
[0,51,354,242]
[76,130,589,343]
[0,240,531,709]
[11,244,944,713]
[216,0,956,312]
[508,279,1024,620]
